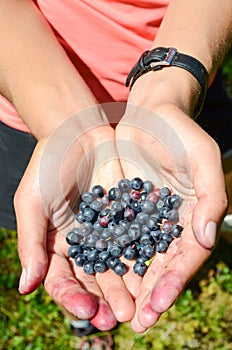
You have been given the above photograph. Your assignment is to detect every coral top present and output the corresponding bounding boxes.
[0,0,169,132]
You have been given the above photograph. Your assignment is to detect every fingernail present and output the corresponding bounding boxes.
[18,268,27,293]
[204,221,217,248]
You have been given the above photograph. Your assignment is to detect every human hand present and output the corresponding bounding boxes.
[116,101,228,332]
[15,108,135,331]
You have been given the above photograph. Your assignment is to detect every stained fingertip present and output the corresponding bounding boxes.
[90,302,117,331]
[18,261,48,294]
[61,291,98,319]
[139,302,161,328]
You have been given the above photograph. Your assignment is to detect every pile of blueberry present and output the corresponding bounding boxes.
[66,178,183,276]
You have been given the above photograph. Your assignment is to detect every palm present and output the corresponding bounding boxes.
[115,103,226,332]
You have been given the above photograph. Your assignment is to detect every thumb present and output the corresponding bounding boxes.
[191,144,228,249]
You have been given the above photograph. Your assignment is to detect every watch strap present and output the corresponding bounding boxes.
[126,47,209,117]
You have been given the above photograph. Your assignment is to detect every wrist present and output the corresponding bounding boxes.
[127,66,202,117]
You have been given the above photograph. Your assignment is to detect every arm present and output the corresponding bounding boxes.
[117,0,231,332]
[0,0,100,139]
[0,0,135,329]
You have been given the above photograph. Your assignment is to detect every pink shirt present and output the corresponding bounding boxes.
[0,0,169,132]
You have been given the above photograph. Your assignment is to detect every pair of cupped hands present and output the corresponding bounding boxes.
[15,100,227,333]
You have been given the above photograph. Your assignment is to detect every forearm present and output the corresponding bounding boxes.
[154,0,232,75]
[128,0,232,117]
[0,0,98,140]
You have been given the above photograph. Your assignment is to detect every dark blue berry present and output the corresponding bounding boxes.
[92,185,104,198]
[123,245,137,260]
[159,187,171,198]
[83,207,97,223]
[83,261,95,275]
[66,229,83,245]
[94,260,107,273]
[81,191,94,204]
[115,234,131,247]
[79,202,90,212]
[107,257,120,269]
[109,244,122,257]
[118,179,131,192]
[90,200,103,212]
[108,187,121,201]
[68,245,82,258]
[172,224,183,237]
[113,261,127,276]
[131,177,143,190]
[160,232,173,243]
[99,250,111,261]
[76,212,85,224]
[156,240,169,253]
[143,180,153,193]
[133,262,147,276]
[95,239,108,251]
[130,200,141,213]
[75,254,86,267]
[128,222,141,241]
[87,248,99,261]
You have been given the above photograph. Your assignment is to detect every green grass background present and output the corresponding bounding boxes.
[1,54,232,350]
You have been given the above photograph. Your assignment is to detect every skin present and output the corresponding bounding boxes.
[0,0,231,332]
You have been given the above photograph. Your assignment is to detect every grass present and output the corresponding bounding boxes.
[1,227,232,350]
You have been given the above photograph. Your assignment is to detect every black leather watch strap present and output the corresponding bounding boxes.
[126,47,209,117]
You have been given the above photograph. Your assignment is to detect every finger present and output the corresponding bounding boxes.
[136,227,210,328]
[15,187,48,295]
[44,253,98,320]
[95,267,135,323]
[191,138,228,249]
[73,264,118,330]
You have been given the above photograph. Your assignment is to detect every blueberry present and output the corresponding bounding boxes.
[83,261,95,275]
[133,262,147,276]
[93,221,104,233]
[95,238,108,251]
[169,194,182,208]
[159,187,171,199]
[118,219,130,229]
[79,222,94,236]
[110,208,124,223]
[66,230,83,245]
[99,250,110,261]
[115,234,131,247]
[76,212,85,224]
[79,202,90,212]
[75,254,86,266]
[100,228,112,239]
[161,220,173,233]
[94,260,107,273]
[68,245,82,258]
[109,244,122,257]
[90,200,103,212]
[85,233,99,248]
[141,224,151,234]
[141,244,155,259]
[128,222,141,241]
[143,180,153,193]
[156,199,164,211]
[101,195,110,206]
[172,224,183,237]
[130,200,142,213]
[146,192,158,204]
[87,248,99,261]
[113,261,127,276]
[139,191,147,202]
[83,207,97,222]
[160,232,173,243]
[121,192,131,206]
[150,230,162,241]
[140,233,153,243]
[156,240,169,253]
[108,187,121,201]
[123,245,137,260]
[113,225,126,237]
[131,177,143,190]
[124,207,135,221]
[147,218,159,230]
[92,185,104,198]
[166,209,179,223]
[81,191,94,204]
[136,212,149,225]
[107,257,120,269]
[117,179,131,192]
